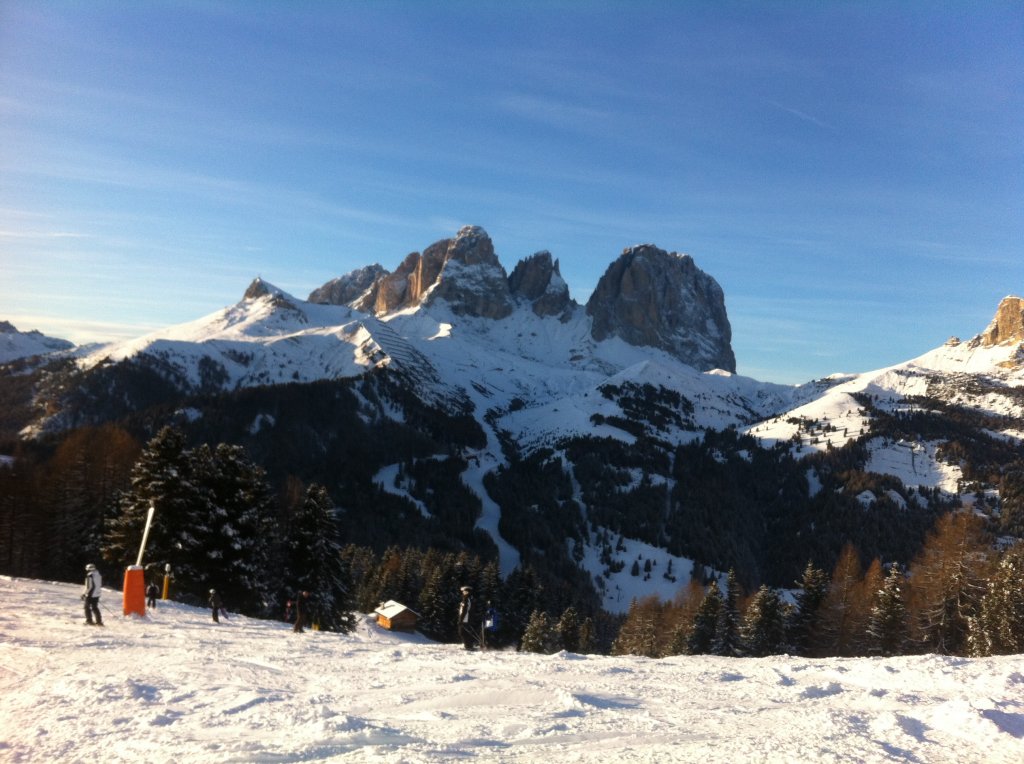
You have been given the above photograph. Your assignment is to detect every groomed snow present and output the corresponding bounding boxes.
[2,577,1022,763]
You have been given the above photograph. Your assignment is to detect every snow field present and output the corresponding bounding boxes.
[2,578,1022,763]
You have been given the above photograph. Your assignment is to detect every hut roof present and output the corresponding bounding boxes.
[374,600,418,619]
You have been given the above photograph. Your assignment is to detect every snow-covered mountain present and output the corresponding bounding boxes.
[3,227,1021,609]
[0,320,74,363]
[63,226,801,445]
[746,295,1024,502]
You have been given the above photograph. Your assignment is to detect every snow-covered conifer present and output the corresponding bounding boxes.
[688,580,722,655]
[742,585,786,657]
[520,609,559,654]
[867,564,907,656]
[711,570,743,657]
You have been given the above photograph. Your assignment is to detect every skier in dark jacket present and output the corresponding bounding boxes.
[146,582,159,609]
[82,563,103,626]
[293,591,311,633]
[458,586,476,649]
[208,588,225,623]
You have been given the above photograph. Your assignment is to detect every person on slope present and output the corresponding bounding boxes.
[458,585,477,649]
[146,581,159,610]
[82,563,103,626]
[208,588,226,623]
[293,591,311,633]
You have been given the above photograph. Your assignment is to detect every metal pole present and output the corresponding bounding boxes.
[162,563,171,600]
[136,504,155,567]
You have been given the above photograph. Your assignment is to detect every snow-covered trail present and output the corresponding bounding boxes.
[1,577,1022,763]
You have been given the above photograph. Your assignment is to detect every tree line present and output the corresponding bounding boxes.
[608,511,1024,659]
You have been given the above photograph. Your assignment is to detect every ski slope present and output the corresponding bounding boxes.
[2,577,1022,763]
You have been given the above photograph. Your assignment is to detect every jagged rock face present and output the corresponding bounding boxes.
[427,226,514,319]
[586,245,736,372]
[348,241,447,314]
[979,296,1024,347]
[348,226,514,319]
[508,251,574,319]
[308,265,387,306]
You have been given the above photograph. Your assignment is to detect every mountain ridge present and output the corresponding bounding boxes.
[2,231,1021,611]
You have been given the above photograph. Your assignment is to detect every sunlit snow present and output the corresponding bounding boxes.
[2,577,1021,763]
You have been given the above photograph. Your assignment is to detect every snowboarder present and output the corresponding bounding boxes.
[293,591,311,633]
[458,585,476,649]
[208,588,226,623]
[146,582,159,609]
[82,563,103,626]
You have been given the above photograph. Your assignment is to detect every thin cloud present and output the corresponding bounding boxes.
[0,229,90,240]
[496,93,610,130]
[765,99,831,129]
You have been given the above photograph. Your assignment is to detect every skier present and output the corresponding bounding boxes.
[82,563,103,626]
[146,582,159,609]
[208,588,225,623]
[458,585,476,649]
[482,601,499,650]
[293,591,311,633]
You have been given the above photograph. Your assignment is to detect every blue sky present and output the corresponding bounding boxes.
[1,1,1021,384]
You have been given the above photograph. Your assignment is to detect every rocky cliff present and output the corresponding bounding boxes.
[508,251,574,319]
[339,226,514,319]
[309,228,736,370]
[585,245,735,372]
[978,295,1024,347]
[308,265,387,306]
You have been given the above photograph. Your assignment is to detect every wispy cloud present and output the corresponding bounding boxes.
[0,229,90,240]
[765,99,831,129]
[496,93,610,130]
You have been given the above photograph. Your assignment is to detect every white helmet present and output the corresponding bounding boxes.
[85,563,96,571]
[210,588,216,594]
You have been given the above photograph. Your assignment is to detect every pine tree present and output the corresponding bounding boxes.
[867,564,907,656]
[577,616,598,654]
[816,544,863,657]
[712,570,743,657]
[743,586,786,657]
[787,560,828,655]
[103,427,207,595]
[282,483,354,632]
[417,553,462,642]
[555,605,582,653]
[501,565,543,647]
[611,597,662,657]
[688,581,722,655]
[202,443,277,614]
[520,610,559,654]
[968,543,1024,656]
[908,511,991,655]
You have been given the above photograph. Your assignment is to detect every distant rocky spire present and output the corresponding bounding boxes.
[508,251,574,319]
[585,244,736,372]
[979,295,1024,347]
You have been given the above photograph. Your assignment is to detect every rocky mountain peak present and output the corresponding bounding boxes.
[508,251,574,319]
[979,295,1024,347]
[585,244,735,372]
[321,226,514,319]
[243,278,303,316]
[308,264,387,306]
[428,226,514,319]
[0,321,74,364]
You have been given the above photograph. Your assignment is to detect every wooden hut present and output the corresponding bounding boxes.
[374,600,419,632]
